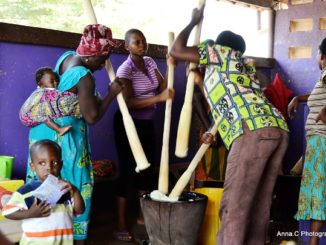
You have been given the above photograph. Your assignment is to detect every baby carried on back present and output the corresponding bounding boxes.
[19,67,82,135]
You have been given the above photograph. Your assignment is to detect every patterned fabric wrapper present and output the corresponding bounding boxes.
[19,88,81,127]
[76,24,119,57]
[295,135,326,221]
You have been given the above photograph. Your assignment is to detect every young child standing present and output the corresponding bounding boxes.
[3,139,85,245]
[288,37,326,245]
[170,7,289,245]
[19,67,81,135]
[113,28,174,241]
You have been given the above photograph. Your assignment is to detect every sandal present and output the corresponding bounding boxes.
[113,230,133,242]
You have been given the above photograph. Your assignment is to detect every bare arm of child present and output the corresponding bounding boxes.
[58,179,85,216]
[4,198,51,220]
[44,120,72,136]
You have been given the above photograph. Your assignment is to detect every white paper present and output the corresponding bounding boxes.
[32,174,67,208]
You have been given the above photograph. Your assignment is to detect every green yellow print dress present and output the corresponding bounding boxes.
[198,42,288,149]
[26,51,94,240]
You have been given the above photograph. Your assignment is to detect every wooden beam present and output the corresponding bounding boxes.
[0,22,275,67]
[220,0,272,9]
[0,22,167,59]
[0,22,80,49]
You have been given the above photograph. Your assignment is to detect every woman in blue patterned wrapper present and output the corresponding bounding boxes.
[25,24,123,245]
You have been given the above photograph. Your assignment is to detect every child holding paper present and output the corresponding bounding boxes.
[3,139,84,245]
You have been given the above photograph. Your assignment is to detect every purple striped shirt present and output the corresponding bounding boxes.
[117,55,160,120]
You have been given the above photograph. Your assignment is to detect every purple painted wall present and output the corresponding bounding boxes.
[273,1,326,171]
[274,2,326,94]
[0,41,195,179]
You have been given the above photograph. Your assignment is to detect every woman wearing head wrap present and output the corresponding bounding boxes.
[25,24,123,245]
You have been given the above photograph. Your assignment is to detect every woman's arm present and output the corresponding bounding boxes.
[156,68,167,93]
[71,189,85,216]
[157,55,176,92]
[287,94,310,119]
[121,77,173,110]
[76,74,122,124]
[170,6,204,63]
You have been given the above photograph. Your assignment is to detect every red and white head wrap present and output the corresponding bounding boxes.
[76,24,119,57]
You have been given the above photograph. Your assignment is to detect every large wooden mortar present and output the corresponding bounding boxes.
[140,192,207,245]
